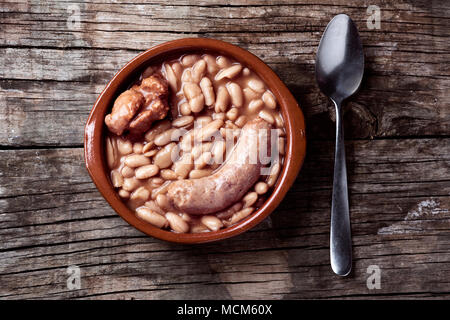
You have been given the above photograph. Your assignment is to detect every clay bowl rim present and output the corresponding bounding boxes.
[84,37,306,244]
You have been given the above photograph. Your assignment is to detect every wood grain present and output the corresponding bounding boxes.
[0,0,449,299]
[1,139,449,299]
[0,0,449,146]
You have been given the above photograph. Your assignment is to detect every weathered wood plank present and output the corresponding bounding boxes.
[1,138,449,299]
[0,0,449,146]
[1,49,448,146]
[1,0,449,301]
[1,0,448,49]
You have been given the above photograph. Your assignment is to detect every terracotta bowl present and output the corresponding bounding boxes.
[84,38,306,244]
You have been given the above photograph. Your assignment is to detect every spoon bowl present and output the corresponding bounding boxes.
[316,14,364,103]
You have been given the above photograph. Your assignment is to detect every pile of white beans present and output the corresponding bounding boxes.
[106,52,285,233]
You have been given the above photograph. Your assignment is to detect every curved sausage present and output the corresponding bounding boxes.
[167,117,272,215]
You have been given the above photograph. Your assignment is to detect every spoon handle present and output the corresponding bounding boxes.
[330,100,352,276]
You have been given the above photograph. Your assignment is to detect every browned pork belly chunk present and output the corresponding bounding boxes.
[105,74,169,136]
[128,98,169,136]
[105,89,145,136]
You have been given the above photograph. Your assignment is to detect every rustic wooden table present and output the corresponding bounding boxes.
[1,0,449,300]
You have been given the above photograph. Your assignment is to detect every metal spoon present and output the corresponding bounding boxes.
[315,14,364,276]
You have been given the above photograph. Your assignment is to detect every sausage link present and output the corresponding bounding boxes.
[167,117,272,214]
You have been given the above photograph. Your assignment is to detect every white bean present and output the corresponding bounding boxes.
[196,119,223,141]
[212,112,226,120]
[242,67,250,76]
[154,142,177,169]
[160,169,178,180]
[111,170,124,188]
[226,107,239,121]
[195,116,212,127]
[135,164,159,179]
[267,162,281,187]
[145,120,171,142]
[117,139,133,155]
[216,56,231,68]
[144,149,158,157]
[201,141,214,153]
[258,110,275,124]
[226,82,243,107]
[181,69,193,82]
[191,142,212,159]
[248,78,265,93]
[121,166,135,178]
[255,181,269,195]
[136,207,168,228]
[154,128,180,146]
[164,63,178,92]
[142,141,154,153]
[189,169,212,179]
[242,192,258,208]
[203,54,219,74]
[166,212,189,233]
[195,151,212,169]
[122,177,140,192]
[171,62,183,78]
[144,200,165,215]
[215,85,230,113]
[211,140,226,164]
[220,127,234,141]
[216,202,243,219]
[183,82,205,113]
[179,102,192,116]
[172,115,194,128]
[278,137,285,156]
[180,212,192,222]
[172,153,193,179]
[274,112,284,128]
[215,64,242,80]
[248,99,264,114]
[234,115,247,128]
[118,189,130,198]
[181,54,200,67]
[201,215,223,231]
[148,177,164,188]
[133,142,144,154]
[262,91,277,109]
[191,59,206,83]
[191,224,210,233]
[156,194,170,210]
[151,181,171,199]
[199,77,215,106]
[105,137,118,169]
[130,186,150,202]
[180,130,194,151]
[243,87,260,102]
[124,154,151,168]
[226,207,254,226]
